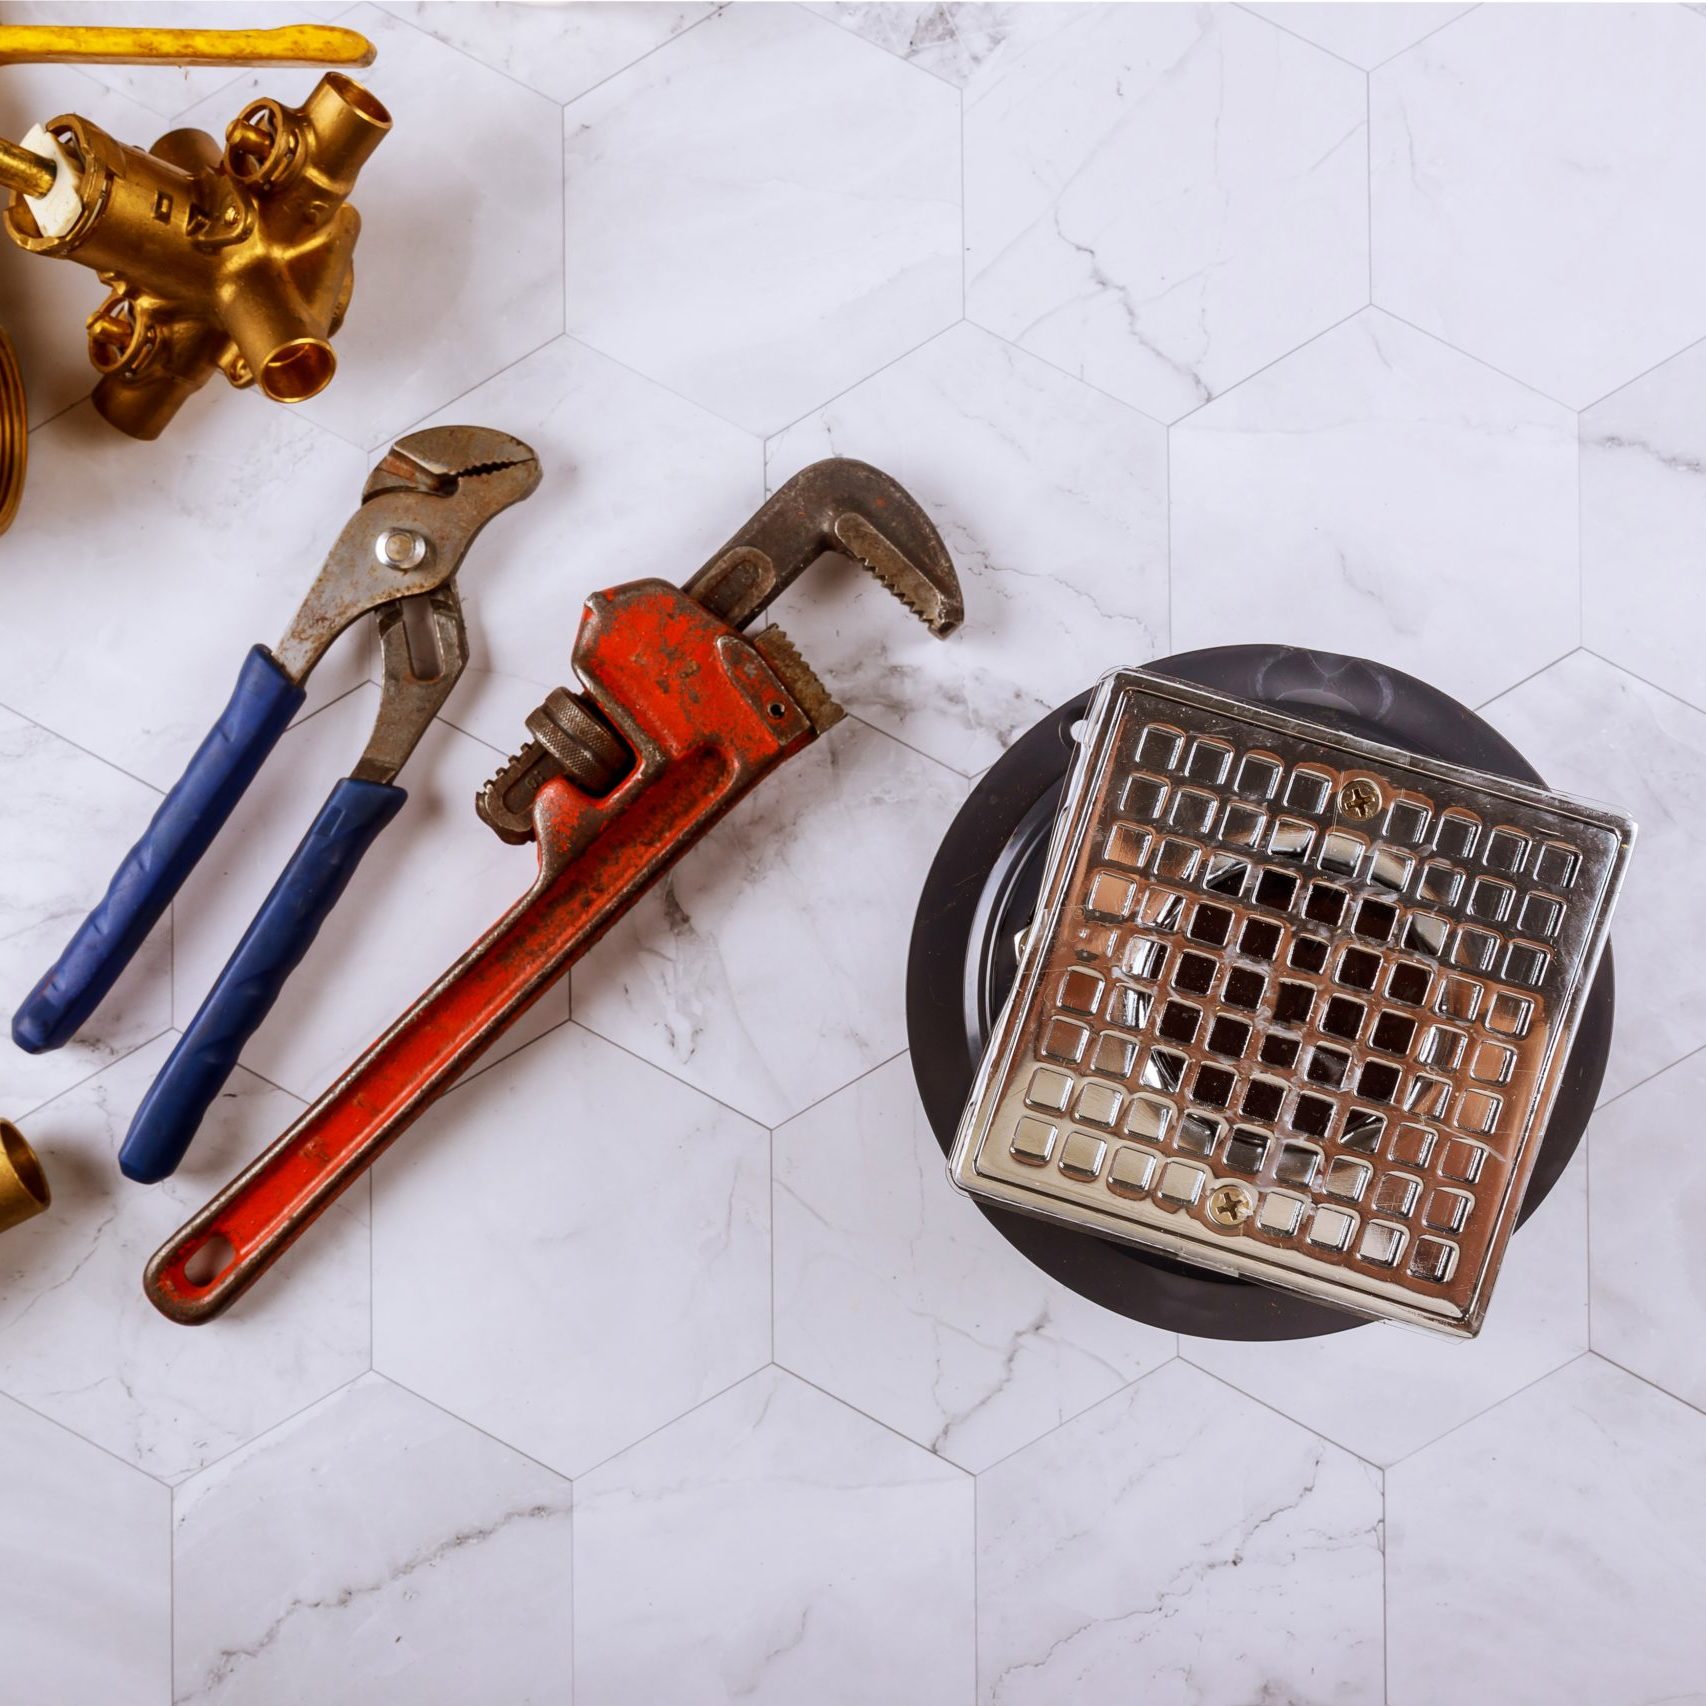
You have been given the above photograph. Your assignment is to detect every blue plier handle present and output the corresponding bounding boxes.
[13,426,540,1181]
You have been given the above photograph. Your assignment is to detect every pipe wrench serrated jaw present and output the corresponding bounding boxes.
[475,458,963,844]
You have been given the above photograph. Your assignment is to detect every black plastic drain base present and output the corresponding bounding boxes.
[906,645,1614,1342]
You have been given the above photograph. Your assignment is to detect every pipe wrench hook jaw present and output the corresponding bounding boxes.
[683,457,964,639]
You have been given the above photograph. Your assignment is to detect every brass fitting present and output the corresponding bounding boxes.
[0,1119,50,1234]
[1,71,390,439]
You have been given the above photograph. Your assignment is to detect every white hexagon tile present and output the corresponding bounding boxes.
[0,1391,168,1706]
[1371,3,1706,407]
[383,0,716,104]
[374,1019,769,1478]
[573,1367,972,1706]
[173,1373,572,1705]
[1589,1053,1706,1414]
[563,2,961,434]
[803,2,1083,86]
[0,705,172,1113]
[0,392,366,789]
[1581,336,1706,716]
[1171,308,1578,708]
[1387,1356,1706,1706]
[765,320,1168,776]
[1247,2,1471,69]
[773,1053,1172,1472]
[4,6,1705,1702]
[0,1038,368,1482]
[964,4,1368,423]
[978,1360,1385,1706]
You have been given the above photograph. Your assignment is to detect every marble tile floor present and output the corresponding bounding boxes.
[0,4,1702,1702]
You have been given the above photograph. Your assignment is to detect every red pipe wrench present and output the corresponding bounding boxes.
[144,459,963,1322]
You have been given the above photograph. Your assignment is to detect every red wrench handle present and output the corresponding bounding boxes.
[145,581,816,1323]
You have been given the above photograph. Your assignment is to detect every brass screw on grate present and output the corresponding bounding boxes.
[1339,777,1382,821]
[1207,1182,1253,1228]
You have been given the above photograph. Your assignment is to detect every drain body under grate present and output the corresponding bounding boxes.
[948,669,1633,1337]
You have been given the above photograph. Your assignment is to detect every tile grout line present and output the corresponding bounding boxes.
[767,1116,777,1367]
[781,1364,978,1481]
[1233,3,1365,73]
[359,324,568,460]
[1587,1347,1706,1427]
[969,1356,1178,1482]
[1169,302,1369,432]
[1365,67,1374,306]
[0,1384,179,1489]
[378,0,572,110]
[569,1364,766,1484]
[1579,645,1706,723]
[1575,323,1706,415]
[0,693,170,799]
[1380,1463,1390,1705]
[13,1024,178,1126]
[1471,644,1582,715]
[1184,1358,1387,1473]
[765,317,964,449]
[375,1367,575,1487]
[1576,404,1586,654]
[796,1,962,90]
[168,1469,175,1706]
[1591,1035,1706,1118]
[173,1364,372,1485]
[1371,304,1576,413]
[1383,1347,1592,1471]
[1368,3,1483,73]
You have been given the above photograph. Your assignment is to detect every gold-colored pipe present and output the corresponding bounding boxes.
[0,1120,50,1234]
[0,135,54,201]
[0,24,375,71]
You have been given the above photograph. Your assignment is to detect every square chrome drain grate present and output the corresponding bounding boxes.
[949,669,1634,1337]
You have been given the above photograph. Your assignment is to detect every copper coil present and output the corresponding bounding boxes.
[0,325,27,535]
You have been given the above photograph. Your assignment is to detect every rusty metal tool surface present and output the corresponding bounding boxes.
[144,459,962,1323]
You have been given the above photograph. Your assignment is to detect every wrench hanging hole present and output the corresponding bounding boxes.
[182,1232,235,1288]
[767,701,786,719]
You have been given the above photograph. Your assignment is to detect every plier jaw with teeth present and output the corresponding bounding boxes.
[12,425,539,1185]
[142,458,963,1324]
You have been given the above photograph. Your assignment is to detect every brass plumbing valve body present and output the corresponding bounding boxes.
[3,72,390,439]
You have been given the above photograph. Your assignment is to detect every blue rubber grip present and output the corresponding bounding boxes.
[118,776,407,1183]
[12,647,305,1055]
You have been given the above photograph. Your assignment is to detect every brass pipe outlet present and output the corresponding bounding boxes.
[2,71,391,439]
[0,135,53,199]
[0,1120,50,1234]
